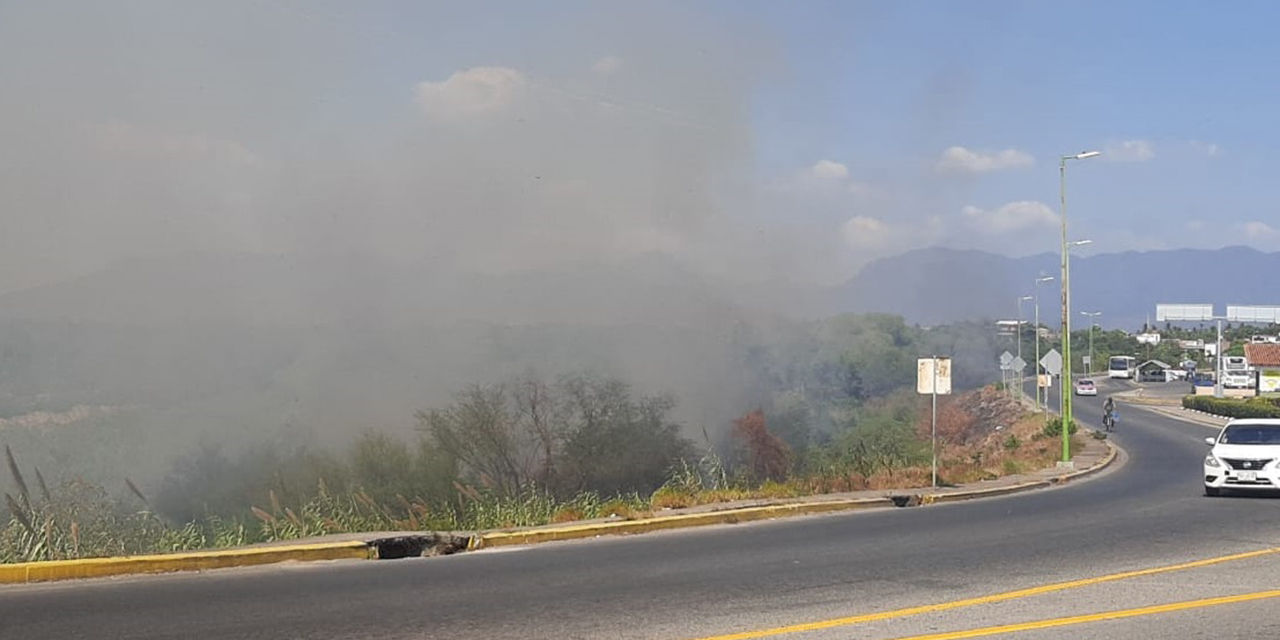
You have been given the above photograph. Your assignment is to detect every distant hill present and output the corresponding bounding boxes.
[0,252,739,328]
[833,246,1280,329]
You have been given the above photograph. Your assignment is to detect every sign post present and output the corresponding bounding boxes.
[918,356,953,488]
[999,351,1014,400]
[1040,348,1063,424]
[1010,356,1027,401]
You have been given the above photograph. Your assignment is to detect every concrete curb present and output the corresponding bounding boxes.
[469,497,896,549]
[1135,404,1229,431]
[471,438,1120,549]
[918,480,1053,505]
[0,540,373,585]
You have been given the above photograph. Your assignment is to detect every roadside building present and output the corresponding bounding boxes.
[1137,359,1172,383]
[1244,343,1280,394]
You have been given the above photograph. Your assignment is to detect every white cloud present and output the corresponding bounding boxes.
[935,146,1035,174]
[592,56,623,77]
[961,200,1058,233]
[810,159,849,181]
[414,66,527,120]
[1244,221,1279,238]
[1101,140,1154,163]
[840,215,890,249]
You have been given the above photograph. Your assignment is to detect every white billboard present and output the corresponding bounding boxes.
[1156,304,1215,322]
[1227,306,1280,324]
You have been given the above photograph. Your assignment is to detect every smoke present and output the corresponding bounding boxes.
[0,1,784,293]
[0,1,824,486]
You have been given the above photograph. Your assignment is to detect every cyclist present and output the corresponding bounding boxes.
[1102,396,1116,432]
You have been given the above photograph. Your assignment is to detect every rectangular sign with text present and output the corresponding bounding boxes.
[917,357,952,395]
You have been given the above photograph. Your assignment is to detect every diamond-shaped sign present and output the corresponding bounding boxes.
[1011,356,1027,371]
[1040,348,1063,376]
[1000,351,1014,366]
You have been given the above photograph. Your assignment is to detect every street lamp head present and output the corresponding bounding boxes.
[1021,296,1034,301]
[1068,151,1102,160]
[1036,276,1055,283]
[1069,239,1093,247]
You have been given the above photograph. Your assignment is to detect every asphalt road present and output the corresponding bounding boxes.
[4,381,1279,640]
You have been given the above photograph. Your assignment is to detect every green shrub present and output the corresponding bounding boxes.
[1182,395,1280,418]
[1002,434,1021,451]
[1042,417,1078,438]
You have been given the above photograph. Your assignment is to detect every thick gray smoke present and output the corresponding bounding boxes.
[0,1,829,485]
[0,1,783,293]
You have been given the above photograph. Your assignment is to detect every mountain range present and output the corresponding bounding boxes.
[1,246,1273,331]
[833,246,1280,330]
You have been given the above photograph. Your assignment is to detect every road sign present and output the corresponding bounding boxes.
[1038,374,1052,388]
[1010,356,1027,372]
[1000,351,1014,366]
[917,357,953,395]
[1040,348,1063,376]
[1082,355,1091,366]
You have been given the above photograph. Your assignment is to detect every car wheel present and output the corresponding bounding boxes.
[1204,486,1221,497]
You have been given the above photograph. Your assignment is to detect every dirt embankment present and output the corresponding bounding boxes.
[923,386,1075,483]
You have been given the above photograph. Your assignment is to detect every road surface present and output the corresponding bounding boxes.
[3,381,1278,640]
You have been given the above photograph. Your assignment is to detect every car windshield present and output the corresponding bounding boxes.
[1219,425,1280,445]
[1079,380,1093,387]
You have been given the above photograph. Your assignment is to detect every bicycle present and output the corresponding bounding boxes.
[1101,410,1117,433]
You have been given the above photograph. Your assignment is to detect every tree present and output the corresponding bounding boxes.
[556,373,693,495]
[418,384,529,496]
[733,409,791,482]
[511,372,562,488]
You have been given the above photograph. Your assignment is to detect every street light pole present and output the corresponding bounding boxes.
[1059,150,1100,466]
[1034,275,1054,412]
[1081,311,1102,376]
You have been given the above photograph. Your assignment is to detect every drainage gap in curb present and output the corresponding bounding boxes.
[889,495,922,508]
[370,534,470,559]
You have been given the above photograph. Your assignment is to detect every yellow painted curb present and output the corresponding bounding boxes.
[0,540,373,584]
[471,497,896,549]
[921,480,1054,504]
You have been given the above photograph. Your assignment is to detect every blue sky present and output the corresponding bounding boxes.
[0,1,1277,292]
[740,0,1280,260]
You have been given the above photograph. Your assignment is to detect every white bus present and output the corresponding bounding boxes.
[1108,355,1137,379]
[1222,356,1254,389]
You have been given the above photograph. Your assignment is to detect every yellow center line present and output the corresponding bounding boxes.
[686,546,1280,640]
[881,589,1280,640]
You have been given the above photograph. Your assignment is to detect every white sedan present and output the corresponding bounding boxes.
[1074,379,1097,396]
[1203,419,1280,496]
